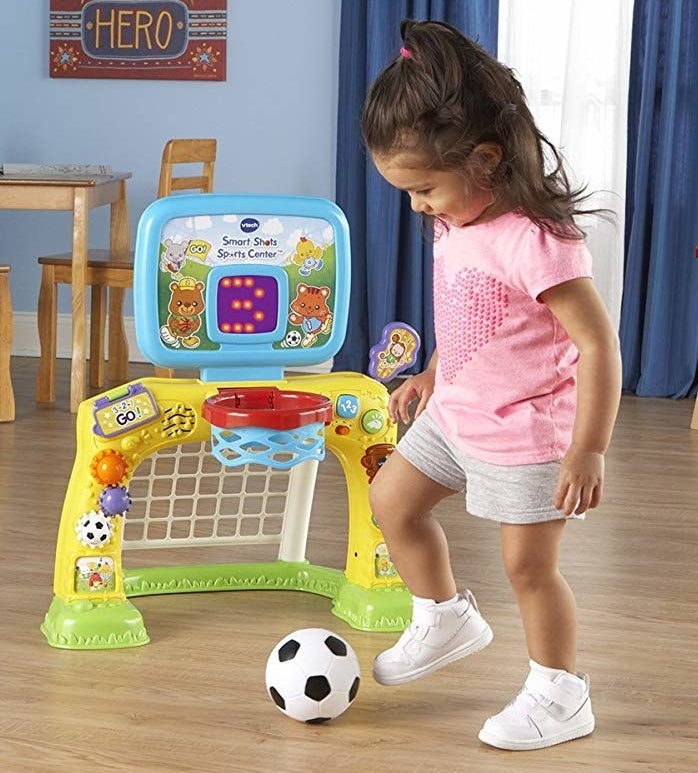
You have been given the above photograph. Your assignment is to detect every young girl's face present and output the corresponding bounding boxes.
[373,151,498,228]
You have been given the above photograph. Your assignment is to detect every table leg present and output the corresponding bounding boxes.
[36,264,58,404]
[90,284,107,389]
[108,179,130,383]
[69,188,88,413]
[0,268,14,422]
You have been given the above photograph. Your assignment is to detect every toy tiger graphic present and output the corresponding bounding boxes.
[288,283,333,348]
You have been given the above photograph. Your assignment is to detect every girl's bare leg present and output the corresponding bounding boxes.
[500,520,577,672]
[369,450,457,601]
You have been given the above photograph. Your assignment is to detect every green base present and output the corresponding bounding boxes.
[124,560,411,633]
[42,562,411,649]
[123,560,343,598]
[332,582,412,632]
[41,597,149,650]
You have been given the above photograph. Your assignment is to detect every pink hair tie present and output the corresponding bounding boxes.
[400,46,412,59]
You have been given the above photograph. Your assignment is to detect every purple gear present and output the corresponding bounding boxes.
[99,485,132,516]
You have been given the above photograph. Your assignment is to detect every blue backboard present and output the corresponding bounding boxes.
[134,194,351,382]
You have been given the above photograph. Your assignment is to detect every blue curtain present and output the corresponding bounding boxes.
[619,0,698,397]
[333,0,499,373]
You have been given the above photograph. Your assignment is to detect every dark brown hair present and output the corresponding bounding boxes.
[362,19,602,239]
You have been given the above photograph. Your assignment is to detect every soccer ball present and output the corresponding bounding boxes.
[76,510,115,548]
[265,628,361,723]
[284,330,302,347]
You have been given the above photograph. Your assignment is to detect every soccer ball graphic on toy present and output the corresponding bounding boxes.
[76,510,115,548]
[284,330,302,348]
[265,628,361,723]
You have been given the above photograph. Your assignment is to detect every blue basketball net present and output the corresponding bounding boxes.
[210,422,327,470]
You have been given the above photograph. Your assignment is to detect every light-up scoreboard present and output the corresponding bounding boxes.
[207,266,287,342]
[134,194,350,382]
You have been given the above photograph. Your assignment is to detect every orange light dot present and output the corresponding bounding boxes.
[244,277,255,287]
[221,322,231,332]
[231,300,242,310]
[254,288,265,298]
[233,323,243,332]
[253,311,265,321]
[233,277,243,287]
[242,300,253,310]
[244,323,255,332]
[335,425,351,435]
[221,278,232,288]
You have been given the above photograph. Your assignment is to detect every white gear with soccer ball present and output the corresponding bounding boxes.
[76,510,115,548]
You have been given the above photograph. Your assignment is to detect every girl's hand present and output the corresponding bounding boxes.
[388,369,436,424]
[555,444,605,516]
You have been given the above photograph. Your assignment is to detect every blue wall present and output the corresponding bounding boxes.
[0,0,341,314]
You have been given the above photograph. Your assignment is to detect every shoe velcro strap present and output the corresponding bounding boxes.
[524,672,581,711]
[463,589,477,612]
[411,607,438,628]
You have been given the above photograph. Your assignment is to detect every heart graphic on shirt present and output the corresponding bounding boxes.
[434,262,510,384]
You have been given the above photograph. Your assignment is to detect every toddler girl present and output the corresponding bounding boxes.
[363,19,622,751]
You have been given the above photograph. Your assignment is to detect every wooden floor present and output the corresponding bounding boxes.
[1,357,697,773]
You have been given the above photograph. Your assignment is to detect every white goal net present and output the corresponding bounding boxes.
[123,441,319,562]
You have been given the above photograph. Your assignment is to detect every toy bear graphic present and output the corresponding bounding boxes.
[161,277,205,349]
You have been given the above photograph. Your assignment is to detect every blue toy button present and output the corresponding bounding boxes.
[336,394,360,419]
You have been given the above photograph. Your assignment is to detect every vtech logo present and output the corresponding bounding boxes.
[240,217,260,233]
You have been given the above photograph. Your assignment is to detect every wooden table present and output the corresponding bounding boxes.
[0,172,131,412]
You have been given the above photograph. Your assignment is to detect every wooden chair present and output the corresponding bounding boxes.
[36,138,217,403]
[0,265,15,422]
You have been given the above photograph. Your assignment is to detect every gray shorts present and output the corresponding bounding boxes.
[397,410,583,524]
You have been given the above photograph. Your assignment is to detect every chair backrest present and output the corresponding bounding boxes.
[157,138,217,198]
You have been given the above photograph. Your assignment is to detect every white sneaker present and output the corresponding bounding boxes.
[478,660,595,751]
[373,589,493,686]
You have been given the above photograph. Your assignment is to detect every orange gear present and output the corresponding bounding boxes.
[90,449,128,485]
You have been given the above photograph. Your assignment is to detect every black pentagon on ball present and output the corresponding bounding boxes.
[278,639,301,662]
[324,635,347,656]
[304,675,331,701]
[305,716,331,725]
[349,676,360,703]
[268,686,286,710]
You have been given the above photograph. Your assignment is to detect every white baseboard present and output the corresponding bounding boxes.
[12,310,148,361]
[11,312,333,374]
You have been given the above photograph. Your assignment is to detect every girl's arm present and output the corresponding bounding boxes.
[539,277,622,516]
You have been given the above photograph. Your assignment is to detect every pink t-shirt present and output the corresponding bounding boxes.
[427,211,593,465]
